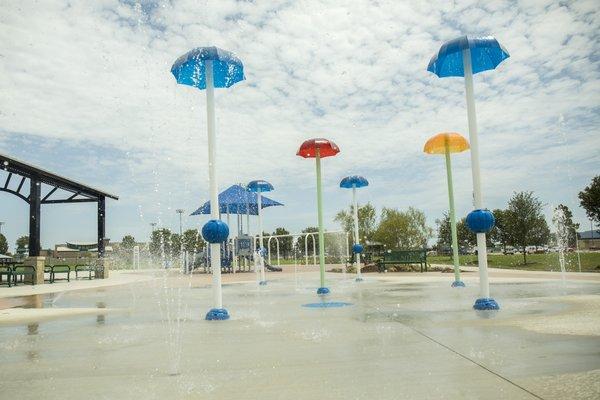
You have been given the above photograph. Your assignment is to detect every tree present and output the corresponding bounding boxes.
[579,175,600,225]
[171,233,181,258]
[296,227,319,256]
[456,217,477,248]
[435,213,451,250]
[505,192,551,264]
[489,209,511,251]
[334,202,377,243]
[16,236,28,250]
[121,235,136,251]
[373,207,432,249]
[149,228,172,258]
[436,213,479,251]
[0,234,8,254]
[182,229,204,253]
[552,204,579,248]
[269,227,292,258]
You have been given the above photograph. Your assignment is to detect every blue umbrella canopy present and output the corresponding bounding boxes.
[171,46,245,89]
[427,36,509,78]
[191,184,283,216]
[340,175,369,189]
[247,180,274,193]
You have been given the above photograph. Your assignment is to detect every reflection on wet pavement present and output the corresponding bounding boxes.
[27,323,38,335]
[96,302,106,325]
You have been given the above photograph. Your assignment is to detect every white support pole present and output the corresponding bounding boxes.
[575,233,582,273]
[268,235,274,265]
[345,232,350,260]
[246,195,250,235]
[204,239,209,268]
[227,206,233,274]
[304,234,309,266]
[232,214,237,275]
[463,48,489,299]
[344,232,350,279]
[352,185,362,280]
[276,237,280,267]
[257,190,266,283]
[205,60,223,309]
[304,234,308,267]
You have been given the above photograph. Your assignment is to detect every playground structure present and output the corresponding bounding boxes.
[258,230,350,269]
[189,230,350,274]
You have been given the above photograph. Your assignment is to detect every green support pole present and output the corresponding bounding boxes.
[444,145,462,284]
[315,150,326,288]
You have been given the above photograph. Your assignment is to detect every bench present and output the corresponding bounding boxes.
[12,265,36,285]
[377,250,428,273]
[50,265,71,283]
[75,264,95,280]
[0,266,13,287]
[44,266,53,283]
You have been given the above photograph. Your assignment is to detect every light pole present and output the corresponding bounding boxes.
[176,210,184,235]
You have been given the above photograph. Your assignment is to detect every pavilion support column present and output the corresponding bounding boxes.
[96,196,109,279]
[26,177,45,284]
[28,178,41,257]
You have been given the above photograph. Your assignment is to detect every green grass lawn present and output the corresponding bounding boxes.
[428,252,600,273]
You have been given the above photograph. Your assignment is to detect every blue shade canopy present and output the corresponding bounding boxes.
[171,46,245,90]
[247,180,274,193]
[427,36,509,78]
[340,175,369,189]
[191,184,283,216]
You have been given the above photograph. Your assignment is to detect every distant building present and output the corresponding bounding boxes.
[52,239,114,259]
[578,230,600,250]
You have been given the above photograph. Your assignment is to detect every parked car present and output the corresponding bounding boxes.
[526,246,537,254]
[503,246,516,255]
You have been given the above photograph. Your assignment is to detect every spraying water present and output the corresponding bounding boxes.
[552,207,569,282]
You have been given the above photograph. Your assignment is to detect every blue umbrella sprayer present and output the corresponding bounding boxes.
[339,175,368,282]
[171,46,245,320]
[247,180,274,285]
[428,36,509,310]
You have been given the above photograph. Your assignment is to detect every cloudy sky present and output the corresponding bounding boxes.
[0,0,598,250]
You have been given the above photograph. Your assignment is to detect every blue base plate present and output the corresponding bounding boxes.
[473,298,500,310]
[302,302,353,308]
[355,277,364,282]
[259,281,267,286]
[205,308,230,320]
[451,280,466,287]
